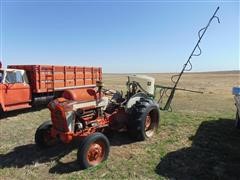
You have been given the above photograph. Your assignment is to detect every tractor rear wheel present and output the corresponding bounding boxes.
[77,132,110,169]
[128,98,160,141]
[35,120,56,148]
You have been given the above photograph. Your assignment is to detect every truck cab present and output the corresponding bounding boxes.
[0,69,31,111]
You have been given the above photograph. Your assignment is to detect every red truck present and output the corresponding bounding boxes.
[0,65,102,112]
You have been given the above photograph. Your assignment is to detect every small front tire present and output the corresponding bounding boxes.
[77,132,110,169]
[35,120,56,148]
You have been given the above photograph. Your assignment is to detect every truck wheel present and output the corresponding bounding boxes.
[77,132,110,169]
[128,98,160,141]
[236,111,240,129]
[35,120,56,148]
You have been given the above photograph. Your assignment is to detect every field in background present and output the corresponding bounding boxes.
[0,71,239,179]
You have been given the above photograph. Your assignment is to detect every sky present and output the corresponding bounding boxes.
[0,0,239,73]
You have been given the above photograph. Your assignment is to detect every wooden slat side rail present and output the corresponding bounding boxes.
[7,65,102,93]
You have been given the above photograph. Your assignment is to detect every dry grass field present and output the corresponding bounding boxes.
[0,71,239,179]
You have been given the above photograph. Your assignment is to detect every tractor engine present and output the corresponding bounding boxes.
[48,88,109,143]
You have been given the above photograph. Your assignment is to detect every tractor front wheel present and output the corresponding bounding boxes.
[128,99,160,141]
[35,120,56,148]
[77,132,110,169]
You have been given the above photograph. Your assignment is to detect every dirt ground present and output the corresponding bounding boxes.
[0,71,239,179]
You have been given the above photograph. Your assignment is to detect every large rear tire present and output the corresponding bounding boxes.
[128,98,160,141]
[77,132,110,169]
[35,120,56,148]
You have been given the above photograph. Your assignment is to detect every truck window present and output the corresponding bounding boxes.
[5,71,24,83]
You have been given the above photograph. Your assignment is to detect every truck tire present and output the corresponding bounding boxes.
[35,120,56,148]
[128,98,160,141]
[77,132,110,169]
[236,111,240,129]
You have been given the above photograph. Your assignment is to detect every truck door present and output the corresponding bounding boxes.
[3,70,31,106]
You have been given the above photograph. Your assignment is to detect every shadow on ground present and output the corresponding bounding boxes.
[0,131,134,174]
[156,118,240,179]
[0,142,78,168]
[0,105,46,119]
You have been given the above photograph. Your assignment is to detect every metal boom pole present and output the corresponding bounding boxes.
[162,7,220,111]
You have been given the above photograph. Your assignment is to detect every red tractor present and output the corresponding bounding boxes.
[35,7,219,169]
[35,75,160,169]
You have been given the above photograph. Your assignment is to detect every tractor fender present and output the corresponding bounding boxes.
[126,92,150,109]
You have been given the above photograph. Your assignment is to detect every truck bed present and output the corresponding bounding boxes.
[8,65,102,93]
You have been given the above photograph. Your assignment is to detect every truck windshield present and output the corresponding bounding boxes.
[5,71,24,83]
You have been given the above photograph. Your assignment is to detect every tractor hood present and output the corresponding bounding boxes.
[127,75,155,95]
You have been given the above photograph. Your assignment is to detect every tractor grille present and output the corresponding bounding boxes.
[53,109,66,132]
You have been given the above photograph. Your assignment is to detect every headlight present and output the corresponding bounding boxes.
[65,111,75,132]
